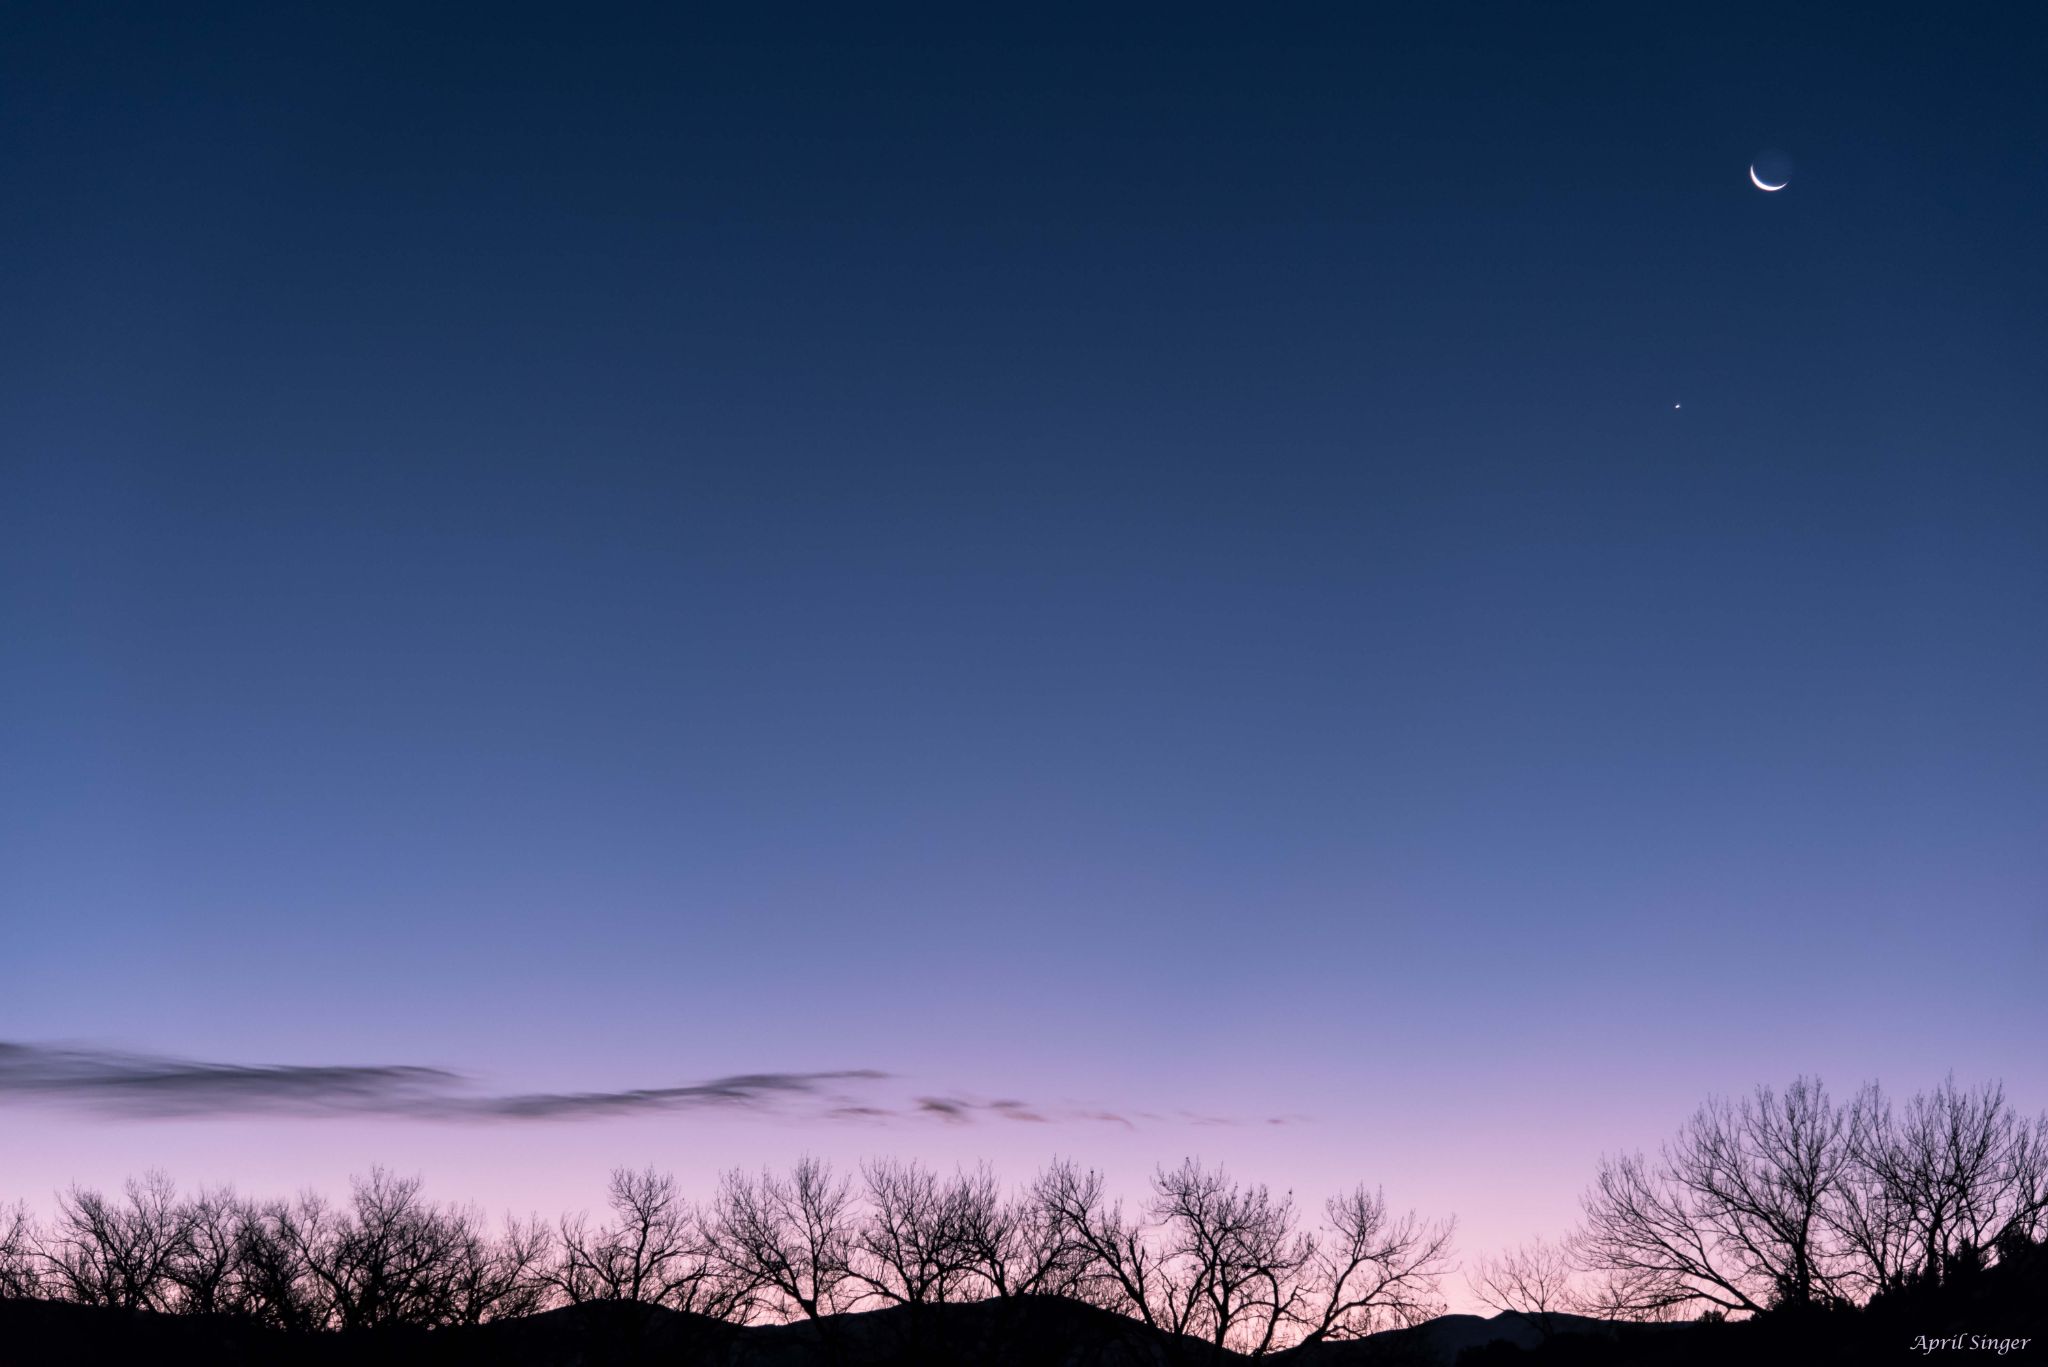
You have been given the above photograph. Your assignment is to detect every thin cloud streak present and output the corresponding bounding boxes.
[0,1043,1181,1129]
[0,1042,885,1122]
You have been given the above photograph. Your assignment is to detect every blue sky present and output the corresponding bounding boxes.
[3,2,2043,1279]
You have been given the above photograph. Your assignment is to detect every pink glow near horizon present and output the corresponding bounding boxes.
[12,1055,2039,1318]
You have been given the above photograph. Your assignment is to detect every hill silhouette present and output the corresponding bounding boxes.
[9,1269,2043,1367]
[0,1296,1632,1367]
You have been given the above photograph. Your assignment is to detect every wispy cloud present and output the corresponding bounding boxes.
[914,1096,1090,1126]
[0,1042,1192,1129]
[0,1042,883,1123]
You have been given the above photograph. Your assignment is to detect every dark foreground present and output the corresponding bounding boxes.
[3,1250,2043,1367]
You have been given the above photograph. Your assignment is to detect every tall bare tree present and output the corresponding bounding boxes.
[1150,1159,1311,1358]
[1034,1158,1452,1357]
[1684,1078,1850,1309]
[1468,1236,1576,1337]
[167,1186,248,1316]
[281,1168,477,1330]
[2001,1111,2048,1257]
[1576,1078,1851,1316]
[445,1212,553,1324]
[553,1167,739,1316]
[1032,1158,1198,1337]
[1829,1083,1921,1299]
[956,1164,1089,1301]
[1289,1184,1455,1343]
[1847,1077,2048,1290]
[38,1171,193,1311]
[713,1158,857,1322]
[1577,1075,2048,1317]
[1575,1145,1763,1318]
[234,1200,322,1332]
[852,1158,980,1307]
[0,1201,41,1301]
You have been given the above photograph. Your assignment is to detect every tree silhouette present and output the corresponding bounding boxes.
[1575,1078,1848,1316]
[1576,1075,2048,1318]
[1032,1158,1452,1357]
[11,1085,2031,1355]
[445,1210,552,1325]
[0,1201,41,1301]
[1291,1183,1455,1343]
[277,1167,509,1330]
[954,1162,1091,1300]
[39,1171,191,1311]
[166,1186,245,1317]
[553,1167,735,1315]
[712,1157,857,1322]
[1847,1077,2048,1292]
[852,1157,978,1307]
[1467,1236,1576,1338]
[234,1200,325,1331]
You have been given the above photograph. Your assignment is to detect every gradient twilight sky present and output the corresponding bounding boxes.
[2,2,2045,1290]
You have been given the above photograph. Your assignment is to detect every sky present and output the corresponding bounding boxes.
[3,2,2045,1294]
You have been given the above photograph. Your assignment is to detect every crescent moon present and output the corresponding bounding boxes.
[1749,165,1788,191]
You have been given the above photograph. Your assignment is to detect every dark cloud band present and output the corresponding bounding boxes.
[0,1043,1167,1128]
[0,1042,885,1122]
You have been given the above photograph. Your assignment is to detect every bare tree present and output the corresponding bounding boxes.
[1035,1159,1452,1357]
[852,1158,980,1307]
[956,1163,1089,1300]
[282,1168,477,1330]
[1576,1078,1850,1317]
[445,1212,553,1325]
[1150,1159,1311,1358]
[1829,1084,1920,1299]
[1683,1078,1850,1309]
[1569,1262,1691,1323]
[1575,1146,1759,1318]
[553,1167,739,1316]
[1032,1158,1196,1337]
[1290,1184,1455,1343]
[1468,1236,1575,1337]
[2002,1111,2048,1257]
[168,1186,248,1316]
[38,1171,193,1311]
[713,1158,857,1322]
[1847,1077,2048,1291]
[0,1201,41,1301]
[229,1199,320,1331]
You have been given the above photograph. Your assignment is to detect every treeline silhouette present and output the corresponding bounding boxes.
[2,1075,2044,1365]
[0,1156,1453,1355]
